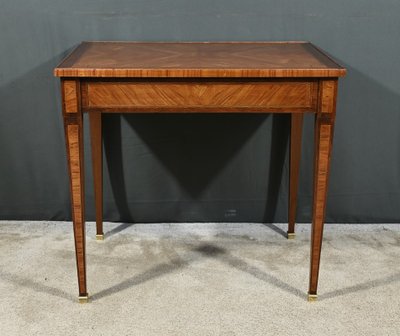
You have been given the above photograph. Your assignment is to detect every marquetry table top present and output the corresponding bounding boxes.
[54,41,346,78]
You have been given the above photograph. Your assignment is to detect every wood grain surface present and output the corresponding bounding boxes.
[61,79,88,299]
[62,80,79,113]
[82,80,317,113]
[308,79,338,296]
[54,41,346,78]
[288,113,304,235]
[57,42,345,301]
[64,121,87,298]
[89,112,103,237]
[309,120,334,295]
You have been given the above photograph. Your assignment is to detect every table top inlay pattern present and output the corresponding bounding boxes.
[54,41,346,78]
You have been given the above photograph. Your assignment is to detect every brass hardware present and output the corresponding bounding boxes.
[287,233,296,240]
[96,234,104,241]
[308,294,318,302]
[78,295,89,303]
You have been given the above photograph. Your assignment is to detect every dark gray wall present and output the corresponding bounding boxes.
[0,1,399,223]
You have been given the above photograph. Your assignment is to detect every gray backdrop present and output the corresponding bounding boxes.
[0,1,399,223]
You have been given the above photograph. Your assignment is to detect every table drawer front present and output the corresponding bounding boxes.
[83,81,317,112]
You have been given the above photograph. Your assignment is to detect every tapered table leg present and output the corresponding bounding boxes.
[89,112,104,241]
[287,113,303,239]
[308,80,337,301]
[62,80,88,303]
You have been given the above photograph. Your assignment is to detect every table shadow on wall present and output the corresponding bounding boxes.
[102,113,291,223]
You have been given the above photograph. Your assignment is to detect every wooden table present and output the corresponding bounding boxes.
[54,41,346,303]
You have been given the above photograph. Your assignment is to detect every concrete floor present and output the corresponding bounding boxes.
[0,221,399,336]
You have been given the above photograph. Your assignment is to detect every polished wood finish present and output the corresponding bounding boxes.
[288,113,304,235]
[55,41,346,78]
[309,80,338,296]
[62,80,79,113]
[89,113,103,237]
[61,79,87,299]
[55,42,345,301]
[320,80,337,113]
[82,80,317,113]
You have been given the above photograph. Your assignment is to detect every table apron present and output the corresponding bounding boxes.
[80,80,319,113]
